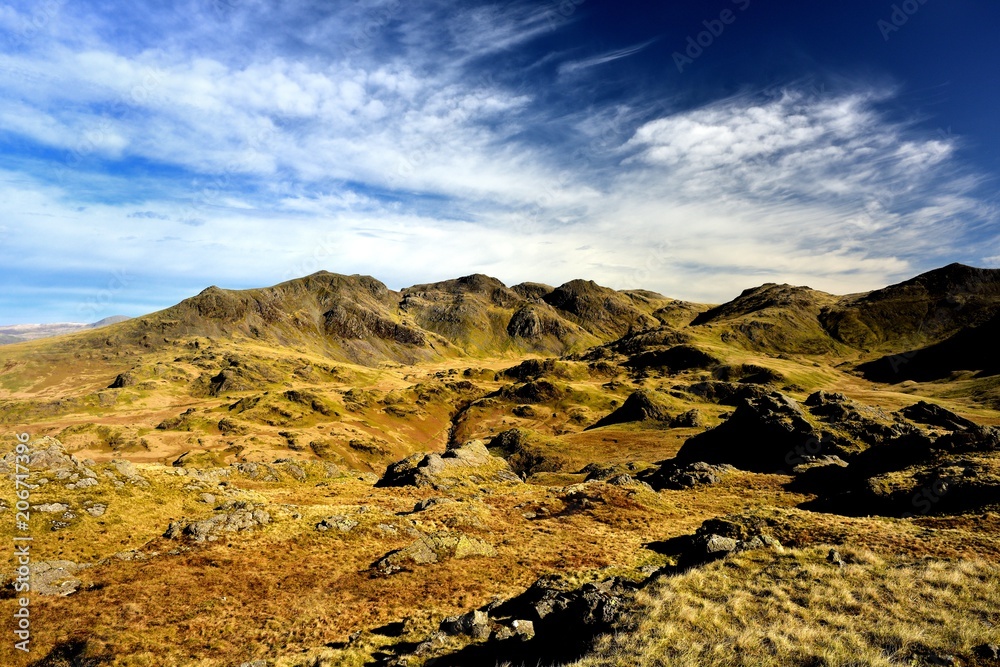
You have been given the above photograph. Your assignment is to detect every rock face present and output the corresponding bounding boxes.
[372,532,497,575]
[624,344,721,374]
[898,401,978,431]
[378,440,521,489]
[587,389,672,429]
[316,515,358,532]
[1,560,89,596]
[507,304,570,340]
[164,501,271,542]
[675,392,831,473]
[641,461,737,490]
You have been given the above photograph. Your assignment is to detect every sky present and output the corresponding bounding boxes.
[0,0,998,323]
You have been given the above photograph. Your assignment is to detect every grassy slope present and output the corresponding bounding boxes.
[1,267,999,666]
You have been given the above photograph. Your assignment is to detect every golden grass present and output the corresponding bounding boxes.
[574,546,1000,667]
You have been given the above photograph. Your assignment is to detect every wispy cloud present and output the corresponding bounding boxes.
[558,39,657,76]
[0,0,996,322]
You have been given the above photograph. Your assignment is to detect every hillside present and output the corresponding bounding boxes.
[1,264,999,667]
[0,316,130,345]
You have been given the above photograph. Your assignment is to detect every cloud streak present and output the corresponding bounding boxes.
[0,0,996,322]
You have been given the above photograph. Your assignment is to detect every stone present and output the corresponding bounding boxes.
[973,644,1000,660]
[316,515,358,533]
[22,560,87,596]
[164,501,271,542]
[512,619,535,639]
[379,441,519,489]
[35,503,69,513]
[84,504,107,517]
[373,532,497,574]
[412,497,456,512]
[642,461,737,490]
[702,535,739,555]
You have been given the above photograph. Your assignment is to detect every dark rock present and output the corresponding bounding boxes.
[974,643,1000,659]
[440,609,490,639]
[108,369,137,388]
[675,392,835,473]
[508,379,563,404]
[670,409,703,428]
[502,358,564,381]
[641,461,736,490]
[683,381,769,406]
[587,389,671,429]
[625,344,720,373]
[412,497,456,512]
[379,440,520,489]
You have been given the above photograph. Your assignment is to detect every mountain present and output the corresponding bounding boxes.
[0,315,131,345]
[820,263,1000,352]
[691,282,847,354]
[2,264,999,667]
[42,272,677,364]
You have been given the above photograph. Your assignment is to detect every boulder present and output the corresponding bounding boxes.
[641,461,737,490]
[670,409,703,428]
[378,440,520,489]
[675,392,836,473]
[441,609,491,639]
[316,515,358,533]
[587,389,671,429]
[412,497,456,512]
[164,501,271,542]
[372,532,497,575]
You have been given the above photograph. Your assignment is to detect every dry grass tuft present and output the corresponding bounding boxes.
[574,546,1000,667]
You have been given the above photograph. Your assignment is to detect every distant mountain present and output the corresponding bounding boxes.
[5,264,999,379]
[820,263,1000,352]
[82,272,679,365]
[0,316,131,345]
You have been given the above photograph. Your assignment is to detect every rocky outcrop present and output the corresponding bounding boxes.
[587,389,672,429]
[372,532,497,575]
[675,392,835,473]
[641,461,737,490]
[683,381,769,406]
[898,401,978,431]
[624,344,720,373]
[378,440,521,489]
[108,368,138,388]
[164,501,271,542]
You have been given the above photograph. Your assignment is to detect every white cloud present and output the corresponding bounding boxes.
[558,40,657,76]
[0,2,997,321]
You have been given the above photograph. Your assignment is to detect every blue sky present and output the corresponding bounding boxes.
[0,0,998,323]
